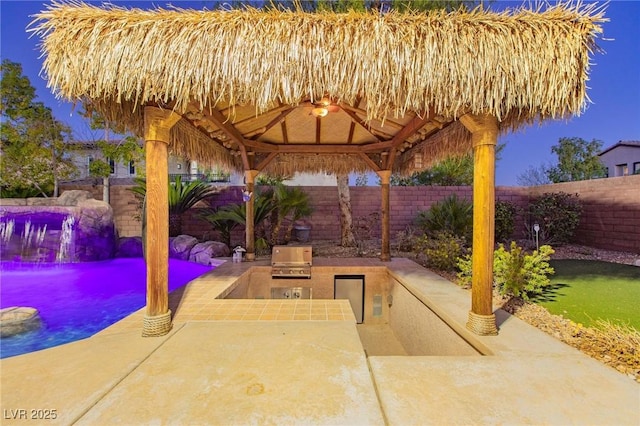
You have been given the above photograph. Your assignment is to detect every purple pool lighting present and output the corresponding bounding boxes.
[0,258,214,358]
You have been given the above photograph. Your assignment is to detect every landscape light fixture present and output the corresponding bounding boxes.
[533,223,540,251]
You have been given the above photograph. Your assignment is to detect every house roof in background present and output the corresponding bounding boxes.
[599,140,640,156]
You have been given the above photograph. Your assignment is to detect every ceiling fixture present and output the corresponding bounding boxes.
[310,97,340,118]
[311,106,329,118]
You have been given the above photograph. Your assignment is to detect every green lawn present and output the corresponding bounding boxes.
[534,260,640,330]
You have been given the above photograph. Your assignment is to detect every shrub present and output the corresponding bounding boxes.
[457,241,555,299]
[354,211,380,242]
[415,194,473,242]
[495,200,517,243]
[394,226,418,252]
[527,192,582,245]
[421,231,467,272]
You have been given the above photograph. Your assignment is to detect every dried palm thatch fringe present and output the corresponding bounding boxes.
[29,1,606,173]
[169,118,239,171]
[396,121,472,175]
[263,153,371,176]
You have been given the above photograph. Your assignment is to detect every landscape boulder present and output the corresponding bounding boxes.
[56,190,93,206]
[0,307,42,337]
[189,241,230,265]
[170,235,199,260]
[74,199,116,261]
[116,237,144,258]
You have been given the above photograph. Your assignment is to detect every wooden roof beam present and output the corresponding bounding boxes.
[315,117,321,144]
[246,107,296,140]
[389,113,433,149]
[243,140,362,154]
[340,107,388,141]
[255,152,278,172]
[228,104,294,126]
[204,107,251,168]
[340,104,405,130]
[358,152,381,172]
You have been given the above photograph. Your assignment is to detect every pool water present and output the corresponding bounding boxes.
[0,258,214,358]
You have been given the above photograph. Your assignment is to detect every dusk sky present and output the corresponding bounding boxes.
[1,1,639,186]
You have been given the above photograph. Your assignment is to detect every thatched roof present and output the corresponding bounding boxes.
[30,1,606,176]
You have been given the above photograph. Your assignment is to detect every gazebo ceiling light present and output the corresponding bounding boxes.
[311,107,329,117]
[310,97,340,117]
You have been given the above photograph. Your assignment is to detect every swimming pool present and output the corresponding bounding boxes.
[0,258,214,358]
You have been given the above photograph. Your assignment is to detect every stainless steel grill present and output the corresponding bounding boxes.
[271,245,312,278]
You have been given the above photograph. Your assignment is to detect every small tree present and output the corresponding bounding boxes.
[274,185,314,244]
[392,154,474,186]
[337,173,356,247]
[547,137,607,183]
[1,60,77,197]
[516,164,553,186]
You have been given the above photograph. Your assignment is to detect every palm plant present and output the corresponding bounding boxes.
[130,176,219,237]
[416,194,473,243]
[200,190,276,247]
[283,187,313,243]
[261,184,314,245]
[198,208,239,247]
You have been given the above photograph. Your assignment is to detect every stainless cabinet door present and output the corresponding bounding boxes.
[334,276,364,323]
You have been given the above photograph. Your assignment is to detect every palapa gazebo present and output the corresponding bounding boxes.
[31,1,606,337]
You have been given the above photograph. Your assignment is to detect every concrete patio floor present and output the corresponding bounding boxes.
[1,258,638,425]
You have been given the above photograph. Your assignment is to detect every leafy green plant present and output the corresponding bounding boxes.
[415,194,473,242]
[394,226,418,252]
[255,237,270,256]
[0,184,53,198]
[457,242,555,299]
[283,188,313,243]
[198,207,239,247]
[130,176,219,237]
[263,183,313,244]
[495,200,517,243]
[527,192,582,245]
[256,174,287,186]
[421,231,467,272]
[200,190,277,247]
[1,60,77,198]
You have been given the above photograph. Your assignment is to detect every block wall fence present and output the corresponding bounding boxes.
[527,175,640,253]
[60,174,640,253]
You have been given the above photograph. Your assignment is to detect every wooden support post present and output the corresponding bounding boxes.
[244,170,259,261]
[460,113,499,336]
[377,170,392,261]
[142,106,180,337]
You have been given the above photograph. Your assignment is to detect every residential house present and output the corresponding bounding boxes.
[67,140,140,179]
[598,140,640,177]
[66,140,236,183]
[66,141,366,186]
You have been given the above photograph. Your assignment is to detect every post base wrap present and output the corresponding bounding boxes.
[142,310,172,337]
[466,311,498,336]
